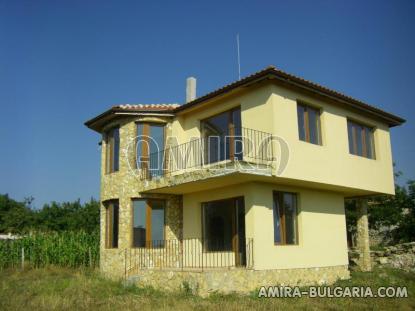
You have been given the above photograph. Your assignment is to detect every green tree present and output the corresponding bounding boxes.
[345,179,415,245]
[392,180,415,242]
[0,195,100,234]
[0,194,34,233]
[35,199,100,233]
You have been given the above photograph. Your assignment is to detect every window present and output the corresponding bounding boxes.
[201,107,242,164]
[105,127,120,173]
[273,192,298,245]
[347,120,375,159]
[202,197,245,253]
[136,123,165,177]
[105,200,119,248]
[297,103,322,145]
[132,199,165,248]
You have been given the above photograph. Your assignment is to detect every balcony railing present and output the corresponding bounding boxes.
[125,238,254,276]
[140,127,274,179]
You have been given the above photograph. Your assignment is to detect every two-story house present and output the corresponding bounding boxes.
[85,66,404,295]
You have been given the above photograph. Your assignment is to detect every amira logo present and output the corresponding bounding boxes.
[258,286,409,298]
[124,133,290,179]
[258,286,303,298]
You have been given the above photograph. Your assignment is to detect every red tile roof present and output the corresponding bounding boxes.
[116,103,180,111]
[175,66,405,126]
[85,65,405,132]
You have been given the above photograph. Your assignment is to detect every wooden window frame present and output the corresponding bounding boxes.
[200,106,241,161]
[105,200,119,249]
[136,122,166,178]
[297,102,322,145]
[105,127,120,174]
[347,119,376,159]
[131,198,166,248]
[273,191,299,246]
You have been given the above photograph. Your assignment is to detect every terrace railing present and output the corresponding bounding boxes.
[140,127,274,179]
[124,238,254,277]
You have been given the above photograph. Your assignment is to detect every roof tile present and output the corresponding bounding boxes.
[116,103,179,111]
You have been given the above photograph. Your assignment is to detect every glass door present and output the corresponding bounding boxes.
[202,197,246,266]
[137,123,165,178]
[201,107,241,164]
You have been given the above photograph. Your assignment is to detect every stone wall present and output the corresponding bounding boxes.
[99,116,184,278]
[369,227,395,247]
[127,265,350,296]
[100,193,183,278]
[349,242,415,272]
[371,242,415,271]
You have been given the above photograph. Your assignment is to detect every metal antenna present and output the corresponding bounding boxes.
[237,33,241,80]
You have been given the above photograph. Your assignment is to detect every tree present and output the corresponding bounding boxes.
[345,179,415,245]
[392,180,415,242]
[0,194,100,234]
[34,199,100,233]
[0,194,34,233]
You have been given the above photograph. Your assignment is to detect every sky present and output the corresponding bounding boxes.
[0,0,414,208]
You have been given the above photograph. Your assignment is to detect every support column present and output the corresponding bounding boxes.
[165,195,183,241]
[356,198,372,271]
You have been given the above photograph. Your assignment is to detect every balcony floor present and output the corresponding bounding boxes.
[140,161,273,194]
[139,160,376,197]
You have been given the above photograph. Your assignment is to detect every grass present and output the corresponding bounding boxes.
[0,267,414,310]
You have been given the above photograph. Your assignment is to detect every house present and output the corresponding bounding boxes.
[85,66,405,294]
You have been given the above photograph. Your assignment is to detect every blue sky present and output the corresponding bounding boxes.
[0,0,414,208]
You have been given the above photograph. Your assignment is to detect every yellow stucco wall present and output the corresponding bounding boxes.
[172,82,395,195]
[269,84,394,195]
[182,182,349,270]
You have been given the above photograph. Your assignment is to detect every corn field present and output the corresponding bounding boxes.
[0,231,99,269]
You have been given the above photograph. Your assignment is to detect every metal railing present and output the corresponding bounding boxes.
[140,127,274,179]
[125,238,254,276]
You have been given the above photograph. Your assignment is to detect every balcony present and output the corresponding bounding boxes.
[125,238,254,277]
[138,127,276,193]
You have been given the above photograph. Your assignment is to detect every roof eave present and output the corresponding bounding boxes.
[84,107,175,133]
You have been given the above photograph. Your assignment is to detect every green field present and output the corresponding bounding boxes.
[0,266,414,310]
[0,231,99,269]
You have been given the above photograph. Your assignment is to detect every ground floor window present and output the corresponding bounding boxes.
[132,199,165,248]
[105,200,119,248]
[273,192,298,245]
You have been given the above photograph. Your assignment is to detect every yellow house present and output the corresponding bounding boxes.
[85,66,404,294]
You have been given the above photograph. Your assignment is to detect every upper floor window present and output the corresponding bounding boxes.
[132,199,165,248]
[273,191,298,245]
[201,107,242,163]
[297,103,322,145]
[106,127,120,173]
[105,200,119,248]
[136,123,165,177]
[347,120,375,159]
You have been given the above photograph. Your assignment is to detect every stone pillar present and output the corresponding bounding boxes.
[356,198,372,271]
[165,195,183,241]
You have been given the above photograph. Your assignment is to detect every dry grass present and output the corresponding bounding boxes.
[0,266,414,310]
